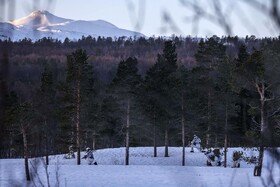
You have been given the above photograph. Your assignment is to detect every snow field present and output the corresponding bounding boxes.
[0,147,279,187]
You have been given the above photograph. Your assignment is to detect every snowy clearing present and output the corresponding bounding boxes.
[0,147,279,187]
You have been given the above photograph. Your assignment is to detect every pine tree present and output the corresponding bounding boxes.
[142,55,164,157]
[81,66,98,151]
[143,40,178,157]
[36,65,56,165]
[64,49,95,165]
[6,95,34,181]
[0,45,9,154]
[111,57,141,165]
[194,37,226,147]
[236,44,251,139]
[174,65,190,165]
[216,56,238,167]
[4,91,19,158]
[236,48,280,176]
[98,95,122,148]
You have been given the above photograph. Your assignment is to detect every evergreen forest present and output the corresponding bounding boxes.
[1,35,280,166]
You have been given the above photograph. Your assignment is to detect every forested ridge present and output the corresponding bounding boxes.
[0,35,280,162]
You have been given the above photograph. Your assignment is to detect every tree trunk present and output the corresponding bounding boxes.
[224,95,228,168]
[256,99,265,176]
[164,123,169,157]
[44,118,49,165]
[76,77,81,165]
[22,126,30,181]
[256,145,264,176]
[92,129,96,150]
[181,94,186,166]
[206,92,211,147]
[242,97,247,134]
[45,136,49,165]
[153,110,157,157]
[9,130,15,158]
[255,82,266,176]
[214,134,218,147]
[84,131,88,146]
[125,99,130,165]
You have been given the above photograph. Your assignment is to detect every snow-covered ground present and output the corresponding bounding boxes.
[0,147,279,187]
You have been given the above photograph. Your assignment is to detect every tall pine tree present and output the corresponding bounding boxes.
[143,40,178,157]
[111,57,141,165]
[64,49,95,165]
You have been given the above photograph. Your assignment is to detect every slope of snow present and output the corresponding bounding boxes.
[0,147,279,187]
[89,20,118,29]
[0,10,144,41]
[10,10,72,28]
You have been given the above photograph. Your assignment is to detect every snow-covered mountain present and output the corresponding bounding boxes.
[0,10,144,41]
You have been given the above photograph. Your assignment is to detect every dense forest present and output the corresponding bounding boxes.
[0,35,280,163]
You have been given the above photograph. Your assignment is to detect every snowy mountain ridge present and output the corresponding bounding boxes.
[0,10,144,41]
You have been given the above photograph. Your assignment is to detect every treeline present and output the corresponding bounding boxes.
[0,35,280,163]
[0,35,261,83]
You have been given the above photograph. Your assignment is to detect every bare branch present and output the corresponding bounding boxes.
[243,0,280,30]
[252,116,260,127]
[212,0,232,35]
[125,0,146,32]
[264,96,275,102]
[248,104,259,110]
[160,10,183,34]
[269,106,280,118]
[179,0,232,35]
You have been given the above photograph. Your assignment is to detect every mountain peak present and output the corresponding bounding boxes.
[10,10,71,28]
[30,10,51,17]
[1,10,144,41]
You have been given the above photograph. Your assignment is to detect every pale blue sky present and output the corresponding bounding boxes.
[2,0,279,37]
